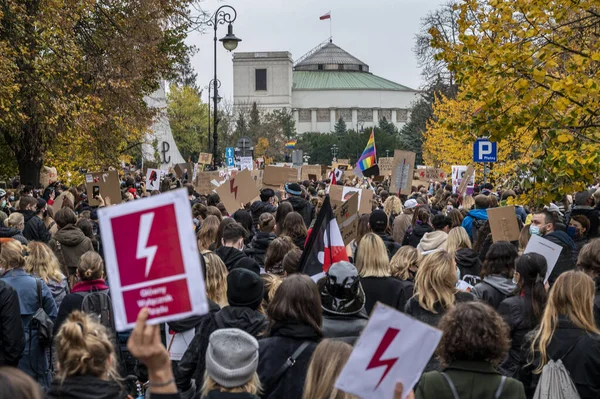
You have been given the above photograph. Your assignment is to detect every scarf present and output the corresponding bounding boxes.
[71,279,109,293]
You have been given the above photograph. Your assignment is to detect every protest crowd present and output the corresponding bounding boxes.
[0,164,599,399]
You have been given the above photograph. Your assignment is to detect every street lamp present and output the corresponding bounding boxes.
[331,144,339,163]
[357,121,364,133]
[303,154,310,164]
[206,79,221,156]
[208,5,241,168]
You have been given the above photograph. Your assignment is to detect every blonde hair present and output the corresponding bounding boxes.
[203,252,228,307]
[197,215,220,252]
[390,246,420,280]
[356,233,390,278]
[302,339,359,399]
[202,373,261,396]
[25,242,64,284]
[0,240,26,270]
[530,271,599,373]
[262,273,284,304]
[383,196,402,216]
[55,311,118,382]
[446,227,471,257]
[462,195,475,210]
[4,212,24,229]
[414,250,457,313]
[77,251,104,281]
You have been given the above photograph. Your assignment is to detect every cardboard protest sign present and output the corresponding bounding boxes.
[329,185,374,215]
[337,158,349,165]
[98,189,209,331]
[198,153,213,165]
[85,171,122,206]
[215,169,260,215]
[413,167,447,182]
[174,163,194,180]
[40,166,58,188]
[453,165,475,196]
[334,192,359,246]
[194,171,221,195]
[335,303,442,399]
[51,191,74,212]
[332,163,351,171]
[524,235,563,283]
[487,206,520,242]
[262,165,298,187]
[145,169,162,192]
[240,157,253,171]
[250,169,263,189]
[390,151,416,194]
[378,157,394,176]
[301,165,323,181]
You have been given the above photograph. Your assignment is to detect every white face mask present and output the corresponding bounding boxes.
[456,266,461,281]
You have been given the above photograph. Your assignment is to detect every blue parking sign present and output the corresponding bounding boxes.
[473,139,497,163]
[225,147,235,167]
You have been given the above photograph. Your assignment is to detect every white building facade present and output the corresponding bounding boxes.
[233,41,419,134]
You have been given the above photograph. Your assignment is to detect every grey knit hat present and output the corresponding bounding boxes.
[205,328,259,388]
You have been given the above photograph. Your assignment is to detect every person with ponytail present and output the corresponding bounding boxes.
[497,253,548,377]
[519,271,600,398]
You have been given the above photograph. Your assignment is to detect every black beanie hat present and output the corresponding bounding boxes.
[234,257,261,276]
[227,268,264,310]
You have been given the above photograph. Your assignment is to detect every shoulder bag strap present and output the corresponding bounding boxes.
[559,335,586,361]
[494,376,507,399]
[267,341,311,389]
[36,278,42,310]
[440,372,460,399]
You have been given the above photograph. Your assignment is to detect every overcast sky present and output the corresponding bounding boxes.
[187,0,448,101]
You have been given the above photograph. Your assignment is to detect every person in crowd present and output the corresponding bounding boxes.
[177,268,267,396]
[501,190,528,224]
[264,236,295,277]
[281,212,308,250]
[233,209,255,244]
[318,261,368,344]
[497,253,548,377]
[246,213,276,268]
[446,226,482,281]
[258,274,322,399]
[0,240,57,388]
[461,194,490,242]
[207,193,220,207]
[282,248,302,276]
[261,273,283,310]
[206,205,223,222]
[569,214,590,263]
[282,183,315,228]
[192,203,208,229]
[471,241,518,309]
[356,233,412,313]
[577,239,600,327]
[389,245,419,300]
[203,252,229,308]
[76,218,99,253]
[393,198,418,244]
[197,215,220,253]
[250,188,277,227]
[519,271,600,398]
[447,208,464,229]
[518,224,531,254]
[0,278,25,368]
[365,210,401,259]
[403,207,433,248]
[383,195,402,230]
[544,203,567,232]
[417,214,452,254]
[214,223,250,271]
[530,210,575,283]
[49,207,94,284]
[43,206,58,236]
[416,302,526,398]
[274,202,293,237]
[25,241,68,309]
[18,197,51,243]
[0,212,28,245]
[350,214,370,260]
[0,367,43,399]
[212,218,237,251]
[200,329,262,399]
[302,339,359,399]
[570,190,600,238]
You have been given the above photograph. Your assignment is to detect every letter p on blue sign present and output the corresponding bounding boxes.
[473,139,497,163]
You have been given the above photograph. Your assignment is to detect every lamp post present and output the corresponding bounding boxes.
[206,79,222,156]
[331,144,339,163]
[357,120,364,133]
[208,5,242,168]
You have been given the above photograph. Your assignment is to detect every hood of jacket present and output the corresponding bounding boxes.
[214,306,267,336]
[376,233,395,246]
[47,376,125,399]
[17,209,35,223]
[413,223,434,237]
[483,275,516,295]
[251,231,275,250]
[250,200,275,216]
[214,246,247,270]
[0,226,21,238]
[455,248,480,270]
[545,230,575,249]
[54,224,88,247]
[467,209,489,220]
[417,230,448,252]
[168,299,220,333]
[286,196,311,212]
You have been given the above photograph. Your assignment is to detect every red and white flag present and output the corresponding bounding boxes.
[320,11,331,20]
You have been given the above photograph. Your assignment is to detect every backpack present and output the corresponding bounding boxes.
[75,287,114,331]
[471,217,487,243]
[441,371,507,399]
[533,338,582,399]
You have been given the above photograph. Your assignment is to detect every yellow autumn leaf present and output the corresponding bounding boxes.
[532,68,546,83]
[556,134,571,143]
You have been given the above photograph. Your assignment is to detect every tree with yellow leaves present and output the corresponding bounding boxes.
[429,0,600,203]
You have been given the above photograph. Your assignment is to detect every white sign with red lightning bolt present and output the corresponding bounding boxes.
[334,303,442,399]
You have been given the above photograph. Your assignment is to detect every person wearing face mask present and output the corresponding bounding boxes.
[530,210,576,284]
[569,215,590,263]
[18,197,51,243]
[213,223,251,272]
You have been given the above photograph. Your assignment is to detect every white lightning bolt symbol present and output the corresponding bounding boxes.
[137,212,158,278]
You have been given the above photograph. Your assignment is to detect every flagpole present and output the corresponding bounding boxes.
[330,13,332,41]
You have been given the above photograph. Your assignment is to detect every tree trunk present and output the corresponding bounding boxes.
[18,158,42,187]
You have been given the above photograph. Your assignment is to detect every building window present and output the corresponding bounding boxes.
[255,69,267,91]
[318,64,324,70]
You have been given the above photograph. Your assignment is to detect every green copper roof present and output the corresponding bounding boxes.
[292,71,413,91]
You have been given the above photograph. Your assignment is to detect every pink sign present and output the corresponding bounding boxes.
[99,189,209,331]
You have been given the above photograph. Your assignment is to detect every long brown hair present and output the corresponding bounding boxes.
[197,215,220,252]
[281,212,308,239]
[267,274,322,336]
[275,202,294,236]
[203,252,228,307]
[354,214,370,248]
[265,236,294,276]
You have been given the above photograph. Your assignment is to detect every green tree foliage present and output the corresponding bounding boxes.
[334,118,347,135]
[166,84,208,162]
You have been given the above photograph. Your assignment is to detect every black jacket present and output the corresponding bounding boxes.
[519,317,600,398]
[497,292,539,377]
[284,196,314,228]
[204,391,260,399]
[0,279,25,367]
[322,309,369,345]
[0,226,28,245]
[245,232,275,268]
[543,231,576,284]
[176,306,267,393]
[570,206,600,239]
[405,223,434,248]
[361,276,413,314]
[292,234,306,251]
[258,322,320,399]
[595,278,600,329]
[214,246,248,271]
[376,232,401,259]
[250,200,277,227]
[471,275,516,310]
[455,247,482,278]
[168,299,220,334]
[19,210,51,243]
[46,375,127,399]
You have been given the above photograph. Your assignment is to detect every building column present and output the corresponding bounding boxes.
[311,109,317,132]
[352,109,358,131]
[372,109,379,125]
[330,109,337,132]
[293,109,299,130]
[391,109,397,128]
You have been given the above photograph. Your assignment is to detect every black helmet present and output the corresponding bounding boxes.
[319,261,365,315]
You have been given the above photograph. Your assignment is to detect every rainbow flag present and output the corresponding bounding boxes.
[285,140,297,149]
[356,130,376,171]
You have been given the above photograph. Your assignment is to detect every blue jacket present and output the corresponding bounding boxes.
[1,268,57,389]
[462,209,489,242]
